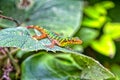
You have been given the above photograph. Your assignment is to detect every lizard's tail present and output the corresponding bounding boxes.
[26,25,46,34]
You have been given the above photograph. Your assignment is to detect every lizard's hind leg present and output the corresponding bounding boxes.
[45,40,60,48]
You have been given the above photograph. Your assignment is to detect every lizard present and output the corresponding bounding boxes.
[27,25,82,48]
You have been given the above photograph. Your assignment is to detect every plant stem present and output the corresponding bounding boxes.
[0,14,20,26]
[5,48,20,78]
[0,48,19,60]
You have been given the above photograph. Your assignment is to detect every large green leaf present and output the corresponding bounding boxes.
[21,52,115,80]
[27,0,83,36]
[0,27,72,52]
[0,0,83,36]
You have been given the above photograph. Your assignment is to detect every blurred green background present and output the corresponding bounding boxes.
[81,0,120,79]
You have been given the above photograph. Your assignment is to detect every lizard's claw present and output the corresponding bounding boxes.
[45,45,54,48]
[26,25,34,29]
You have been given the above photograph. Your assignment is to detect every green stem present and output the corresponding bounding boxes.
[6,48,20,78]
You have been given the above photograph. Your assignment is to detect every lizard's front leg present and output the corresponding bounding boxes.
[27,25,47,40]
[32,34,47,40]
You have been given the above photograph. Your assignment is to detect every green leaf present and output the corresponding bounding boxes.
[104,23,120,39]
[83,1,114,19]
[0,27,71,52]
[94,1,114,16]
[84,6,100,19]
[0,0,30,27]
[16,50,30,58]
[110,64,120,79]
[77,28,99,47]
[96,1,115,9]
[113,42,120,63]
[94,4,107,15]
[82,16,106,28]
[0,0,83,36]
[27,0,83,36]
[91,35,116,58]
[21,52,115,80]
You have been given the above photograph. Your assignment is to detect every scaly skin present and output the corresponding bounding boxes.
[27,25,82,48]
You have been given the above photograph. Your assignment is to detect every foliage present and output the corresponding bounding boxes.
[22,52,114,80]
[0,0,120,80]
[80,1,117,57]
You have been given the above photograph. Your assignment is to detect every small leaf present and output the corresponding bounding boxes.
[83,1,114,19]
[77,28,99,47]
[0,27,72,52]
[21,52,115,80]
[84,6,100,19]
[110,64,120,79]
[16,50,30,58]
[82,16,106,28]
[91,35,116,58]
[94,4,107,15]
[104,23,120,39]
[96,1,115,9]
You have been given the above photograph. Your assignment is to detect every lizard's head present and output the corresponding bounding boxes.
[69,37,82,44]
[60,37,82,46]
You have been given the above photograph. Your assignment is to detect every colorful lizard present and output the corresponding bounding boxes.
[27,25,82,48]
